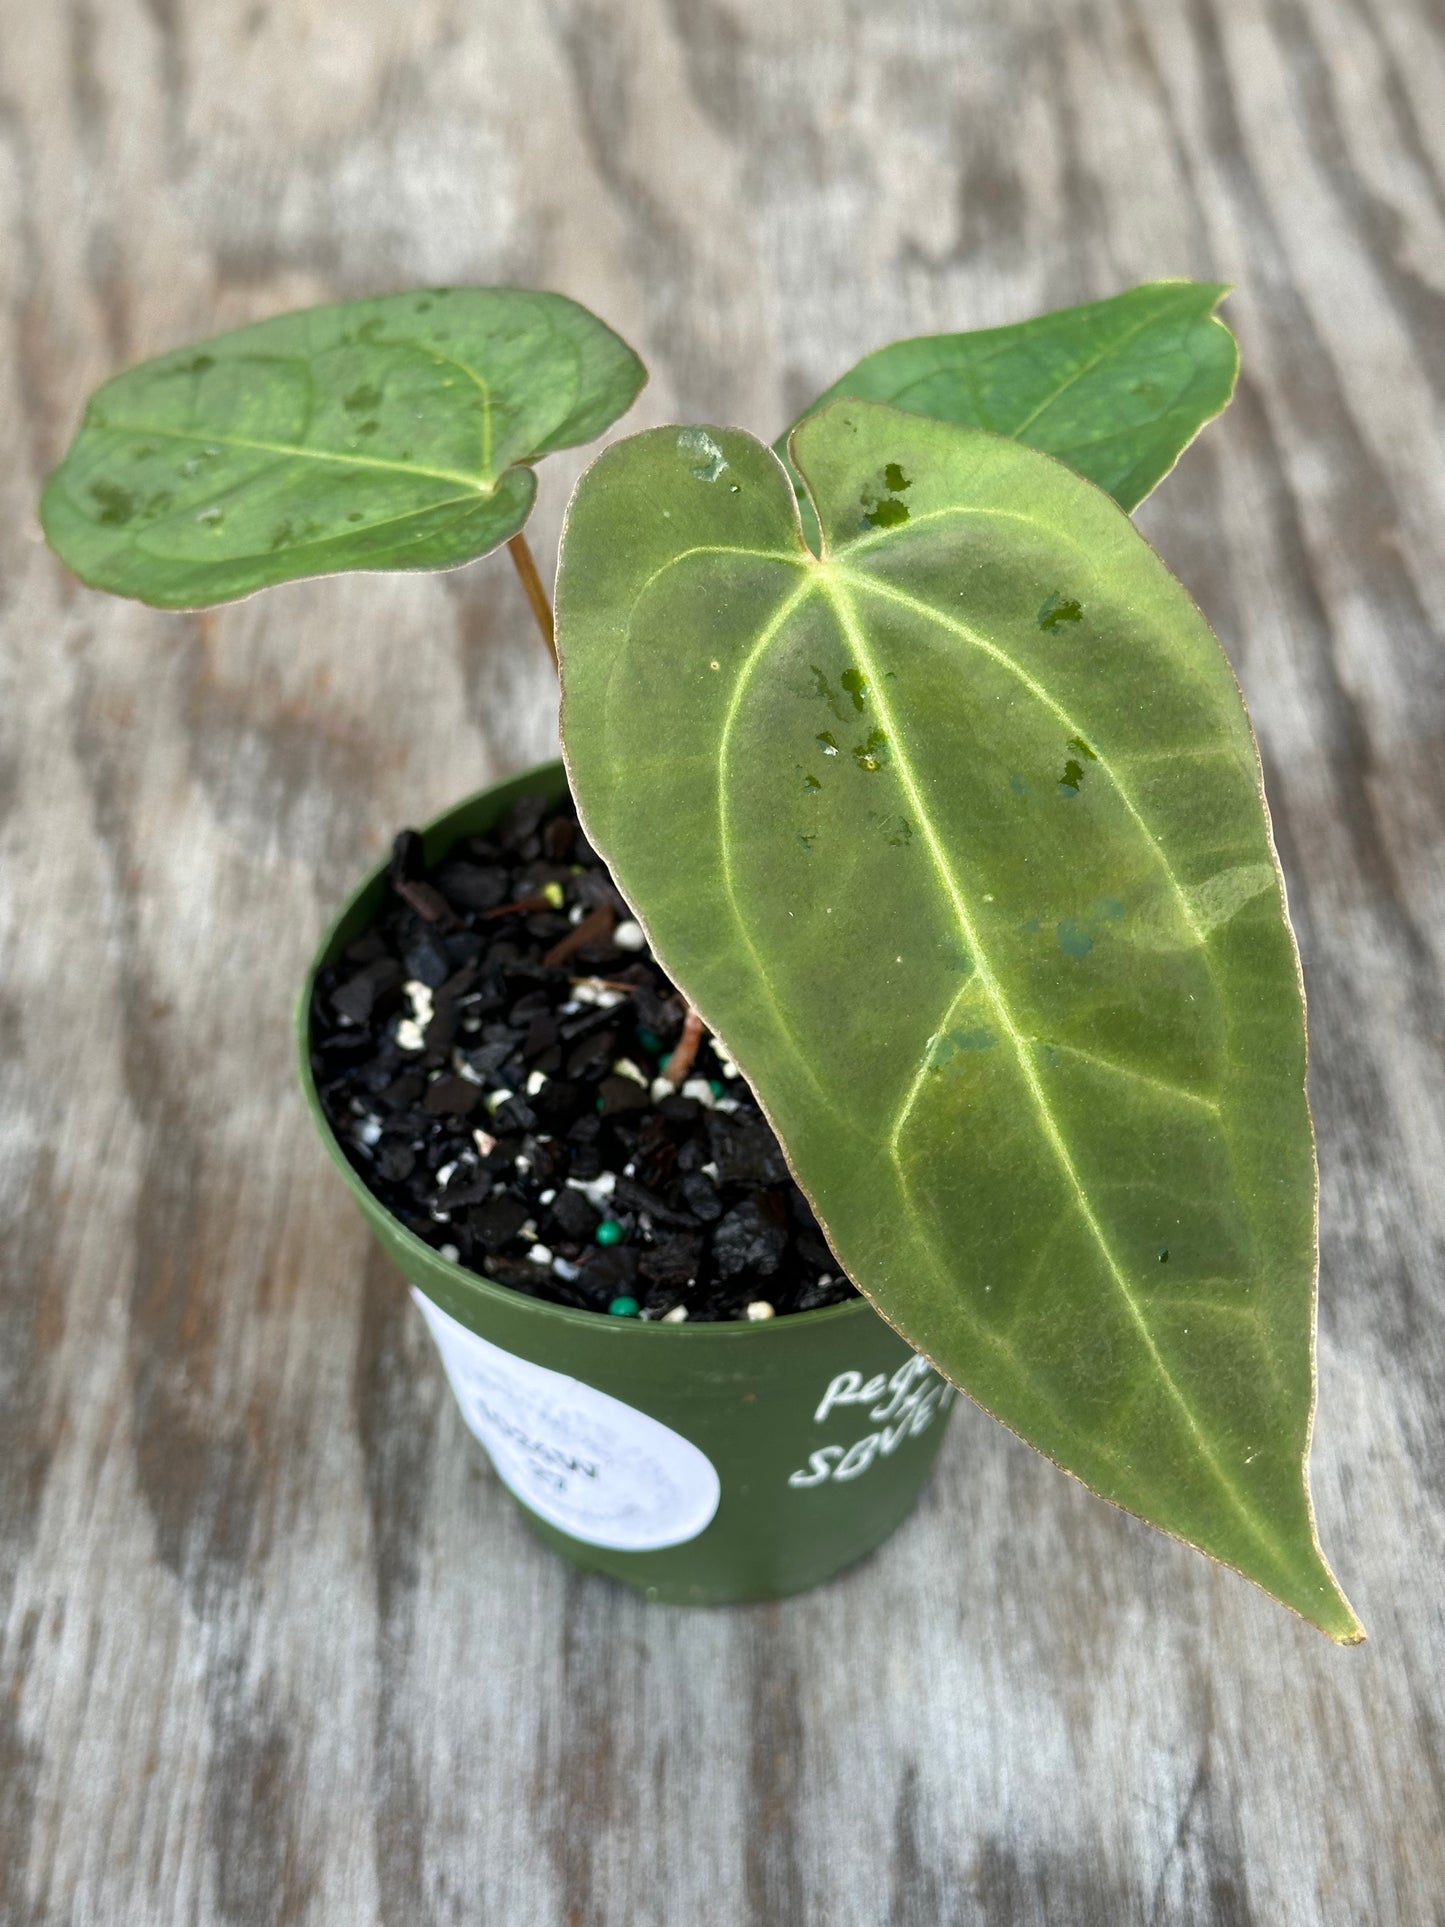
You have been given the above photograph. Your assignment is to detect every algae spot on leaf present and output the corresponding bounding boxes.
[817,731,839,756]
[1039,592,1083,630]
[861,495,909,530]
[1059,734,1098,794]
[344,382,382,413]
[802,772,822,791]
[811,664,840,714]
[860,462,913,529]
[840,666,868,711]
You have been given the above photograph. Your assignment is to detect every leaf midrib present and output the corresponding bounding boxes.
[706,545,1217,1108]
[818,570,1280,1566]
[1005,291,1197,439]
[93,418,495,494]
[694,536,1281,1569]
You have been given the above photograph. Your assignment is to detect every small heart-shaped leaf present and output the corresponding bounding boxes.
[557,404,1360,1642]
[782,280,1237,518]
[41,288,645,609]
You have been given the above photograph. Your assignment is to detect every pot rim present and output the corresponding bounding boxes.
[297,759,879,1342]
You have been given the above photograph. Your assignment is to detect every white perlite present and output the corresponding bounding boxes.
[570,979,627,1009]
[566,1170,616,1209]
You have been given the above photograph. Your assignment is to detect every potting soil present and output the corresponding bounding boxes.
[310,791,860,1322]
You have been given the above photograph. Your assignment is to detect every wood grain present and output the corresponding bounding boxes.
[2,0,1443,1919]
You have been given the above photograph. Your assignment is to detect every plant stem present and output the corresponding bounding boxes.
[506,531,558,668]
[665,1006,705,1087]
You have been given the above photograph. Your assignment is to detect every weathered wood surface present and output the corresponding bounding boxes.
[2,0,1443,1919]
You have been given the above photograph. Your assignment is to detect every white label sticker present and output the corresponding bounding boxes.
[413,1291,721,1551]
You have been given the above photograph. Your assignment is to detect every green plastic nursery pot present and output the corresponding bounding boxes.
[298,761,955,1604]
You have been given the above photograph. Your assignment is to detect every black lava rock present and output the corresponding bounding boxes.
[711,1198,789,1279]
[309,790,858,1322]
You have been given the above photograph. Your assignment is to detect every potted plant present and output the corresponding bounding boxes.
[40,282,1363,1640]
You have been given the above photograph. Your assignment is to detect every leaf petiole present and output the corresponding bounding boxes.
[506,530,558,668]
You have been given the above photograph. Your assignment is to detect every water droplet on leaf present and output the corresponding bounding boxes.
[677,427,728,483]
[852,729,888,772]
[90,482,137,526]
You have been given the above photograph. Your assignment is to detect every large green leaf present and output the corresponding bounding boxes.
[41,288,645,609]
[557,403,1361,1642]
[780,280,1237,522]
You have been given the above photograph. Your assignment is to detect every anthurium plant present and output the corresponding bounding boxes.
[41,281,1361,1643]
